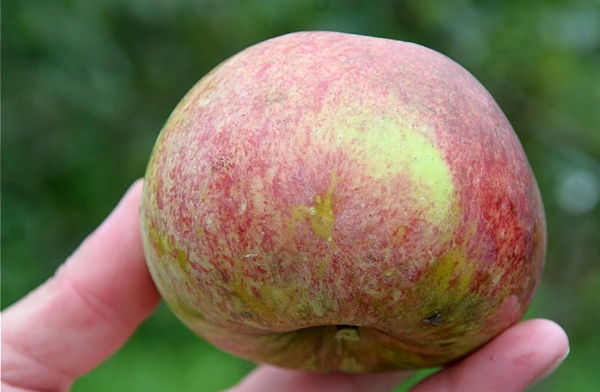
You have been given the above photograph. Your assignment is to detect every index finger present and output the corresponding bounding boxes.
[1,179,161,391]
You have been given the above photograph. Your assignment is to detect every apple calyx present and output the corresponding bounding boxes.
[335,325,361,341]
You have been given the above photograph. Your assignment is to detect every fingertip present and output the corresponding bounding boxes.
[113,177,144,220]
[523,319,570,384]
[412,319,569,392]
[128,177,145,201]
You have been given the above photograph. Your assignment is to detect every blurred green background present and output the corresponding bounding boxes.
[2,0,599,390]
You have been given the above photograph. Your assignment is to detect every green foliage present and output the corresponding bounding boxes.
[3,0,599,390]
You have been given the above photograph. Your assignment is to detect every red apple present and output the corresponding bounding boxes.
[140,31,546,372]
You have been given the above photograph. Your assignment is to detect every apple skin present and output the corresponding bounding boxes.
[140,31,546,372]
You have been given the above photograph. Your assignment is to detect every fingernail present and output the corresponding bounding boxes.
[533,346,570,384]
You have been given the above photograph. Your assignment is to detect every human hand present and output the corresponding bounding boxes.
[1,180,569,392]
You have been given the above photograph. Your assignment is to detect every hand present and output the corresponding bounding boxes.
[1,180,569,392]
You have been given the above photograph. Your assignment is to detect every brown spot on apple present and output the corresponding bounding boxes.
[422,311,443,326]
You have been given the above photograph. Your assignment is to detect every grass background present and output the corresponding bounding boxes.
[3,0,600,390]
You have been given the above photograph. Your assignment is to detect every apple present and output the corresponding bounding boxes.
[140,31,546,372]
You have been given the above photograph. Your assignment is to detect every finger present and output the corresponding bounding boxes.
[1,179,161,392]
[411,319,570,392]
[229,364,412,392]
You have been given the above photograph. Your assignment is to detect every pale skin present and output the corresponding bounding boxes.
[1,180,569,392]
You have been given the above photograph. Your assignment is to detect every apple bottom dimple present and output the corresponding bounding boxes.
[177,318,494,372]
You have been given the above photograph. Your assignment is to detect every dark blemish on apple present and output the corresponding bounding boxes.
[365,253,386,265]
[422,311,443,326]
[211,155,233,172]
